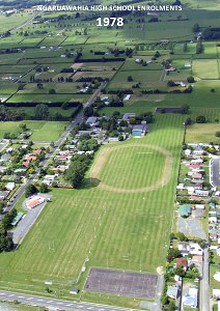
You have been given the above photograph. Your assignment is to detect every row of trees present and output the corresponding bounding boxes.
[64,154,93,188]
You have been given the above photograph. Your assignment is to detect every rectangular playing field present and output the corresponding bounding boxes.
[84,268,158,299]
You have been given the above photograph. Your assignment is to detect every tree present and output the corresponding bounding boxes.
[181,104,190,114]
[64,155,92,188]
[167,80,176,87]
[0,202,4,214]
[167,248,181,261]
[48,88,56,94]
[183,42,188,52]
[35,104,49,120]
[25,184,38,198]
[19,123,27,131]
[193,23,200,33]
[0,223,13,252]
[37,83,43,89]
[2,209,17,230]
[185,117,192,126]
[187,76,195,83]
[78,138,98,151]
[196,115,206,123]
[168,300,176,311]
[215,131,220,137]
[83,106,94,118]
[154,51,161,58]
[40,183,48,193]
[175,265,186,277]
[127,75,133,82]
[196,42,204,54]
[176,232,188,241]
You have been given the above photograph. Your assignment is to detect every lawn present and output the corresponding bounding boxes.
[0,115,184,306]
[185,123,220,144]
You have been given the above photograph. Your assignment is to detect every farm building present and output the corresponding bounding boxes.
[132,124,149,137]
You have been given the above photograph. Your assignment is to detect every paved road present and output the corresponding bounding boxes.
[200,248,210,311]
[212,158,220,187]
[9,13,38,32]
[84,82,107,108]
[0,290,136,311]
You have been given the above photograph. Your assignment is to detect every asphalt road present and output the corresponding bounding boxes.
[212,158,220,187]
[0,290,136,311]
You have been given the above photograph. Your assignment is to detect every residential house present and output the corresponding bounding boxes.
[183,287,198,308]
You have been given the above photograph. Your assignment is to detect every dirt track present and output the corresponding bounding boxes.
[89,144,173,194]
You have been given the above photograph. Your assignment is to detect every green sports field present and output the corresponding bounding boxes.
[0,115,184,304]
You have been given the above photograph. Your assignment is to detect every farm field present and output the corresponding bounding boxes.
[0,115,184,304]
[185,123,220,144]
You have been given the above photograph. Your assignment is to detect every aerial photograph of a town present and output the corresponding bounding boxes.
[0,0,219,310]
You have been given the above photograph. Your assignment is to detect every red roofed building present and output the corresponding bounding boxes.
[188,164,201,169]
[192,173,203,179]
[34,149,42,155]
[26,195,45,209]
[176,258,188,269]
[22,161,30,168]
[25,155,37,161]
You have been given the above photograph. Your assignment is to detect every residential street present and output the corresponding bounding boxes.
[200,248,210,311]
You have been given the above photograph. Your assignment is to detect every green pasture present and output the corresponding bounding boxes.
[62,35,88,46]
[0,64,35,74]
[7,93,75,104]
[112,69,162,83]
[8,106,79,119]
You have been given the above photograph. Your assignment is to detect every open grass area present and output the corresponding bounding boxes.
[185,123,220,144]
[192,59,219,79]
[97,145,166,190]
[0,115,184,305]
[0,121,69,141]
